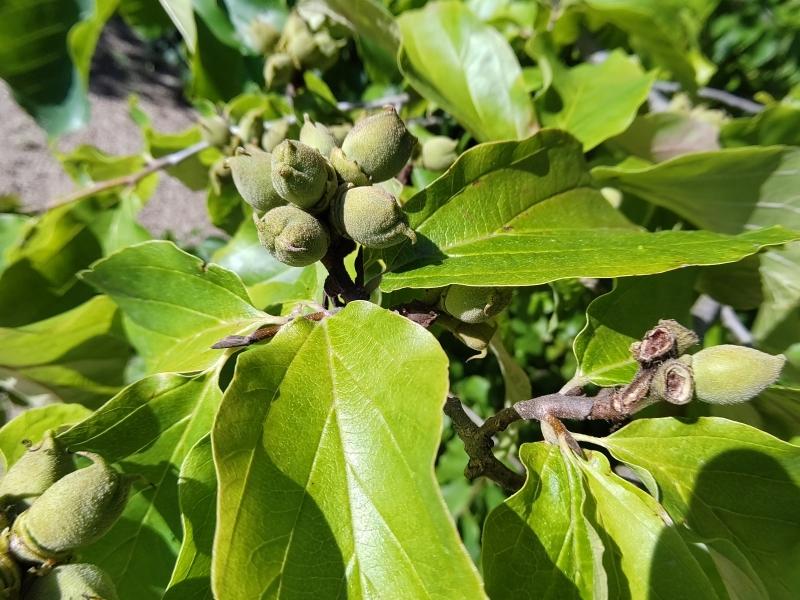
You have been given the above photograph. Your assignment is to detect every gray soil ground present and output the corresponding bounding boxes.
[0,20,216,244]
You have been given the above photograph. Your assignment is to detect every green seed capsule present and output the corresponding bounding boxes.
[226,147,285,214]
[329,148,369,186]
[0,431,71,513]
[26,563,119,600]
[261,120,290,152]
[441,286,513,324]
[249,19,280,55]
[0,533,21,600]
[330,185,416,249]
[199,115,230,148]
[9,452,132,564]
[271,140,334,211]
[299,115,336,158]
[691,345,785,405]
[264,53,295,90]
[282,12,345,71]
[256,206,330,267]
[421,136,458,171]
[341,106,417,182]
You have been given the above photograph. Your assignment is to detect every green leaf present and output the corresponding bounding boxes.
[489,333,532,404]
[378,130,799,291]
[584,0,716,89]
[158,0,197,51]
[80,240,271,373]
[591,417,800,600]
[144,126,220,191]
[212,301,484,599]
[320,0,401,81]
[707,386,800,443]
[397,1,534,142]
[0,404,91,469]
[59,369,223,600]
[721,104,800,148]
[592,146,800,235]
[611,112,721,162]
[0,195,151,327]
[0,0,117,136]
[574,270,696,385]
[164,435,216,600]
[537,51,655,150]
[482,443,605,599]
[211,218,324,310]
[0,296,132,407]
[575,448,722,599]
[0,214,30,273]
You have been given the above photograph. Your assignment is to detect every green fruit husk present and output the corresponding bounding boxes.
[299,115,336,158]
[330,185,416,249]
[691,345,785,405]
[441,286,513,324]
[421,136,458,171]
[226,147,285,214]
[256,206,330,267]
[341,106,417,182]
[25,563,119,600]
[271,140,333,211]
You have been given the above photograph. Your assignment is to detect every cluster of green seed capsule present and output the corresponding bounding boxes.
[223,105,419,268]
[0,433,131,599]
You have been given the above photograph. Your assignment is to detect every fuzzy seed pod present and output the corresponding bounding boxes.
[226,148,284,214]
[421,136,458,171]
[0,533,21,600]
[441,286,513,324]
[649,358,694,405]
[328,123,352,146]
[237,109,265,146]
[256,206,330,267]
[0,431,71,513]
[690,345,785,405]
[26,563,119,600]
[299,115,337,158]
[9,452,132,564]
[330,185,416,249]
[261,120,290,152]
[341,107,417,182]
[282,12,345,71]
[271,140,334,211]
[249,19,280,55]
[329,148,369,186]
[199,115,230,148]
[264,53,295,90]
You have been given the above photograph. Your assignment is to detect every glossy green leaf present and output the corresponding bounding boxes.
[584,0,716,89]
[378,130,799,291]
[81,240,271,373]
[145,127,220,191]
[575,448,722,599]
[0,296,131,407]
[320,0,400,80]
[211,218,324,310]
[591,417,800,600]
[164,434,216,600]
[0,0,115,136]
[0,404,91,469]
[59,368,223,600]
[0,194,150,327]
[574,270,696,385]
[707,386,800,443]
[537,51,655,150]
[398,1,534,142]
[212,301,484,599]
[482,443,604,599]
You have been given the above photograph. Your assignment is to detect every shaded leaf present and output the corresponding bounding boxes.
[0,296,132,407]
[574,269,696,385]
[593,417,800,600]
[158,0,197,51]
[721,104,800,148]
[537,51,655,150]
[212,301,484,599]
[0,214,30,273]
[80,240,271,373]
[398,1,534,141]
[482,443,604,599]
[611,112,721,162]
[59,369,223,600]
[164,435,216,600]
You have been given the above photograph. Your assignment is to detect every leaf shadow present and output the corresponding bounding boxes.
[482,503,583,599]
[649,448,800,599]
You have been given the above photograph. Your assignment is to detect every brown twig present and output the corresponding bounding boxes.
[44,141,211,212]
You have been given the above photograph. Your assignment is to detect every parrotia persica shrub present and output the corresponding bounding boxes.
[1,1,800,599]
